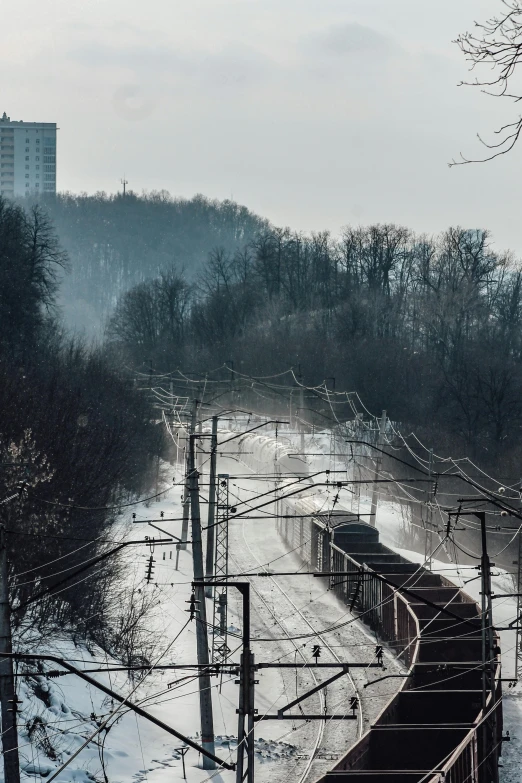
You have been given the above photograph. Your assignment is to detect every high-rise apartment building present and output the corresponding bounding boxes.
[0,112,57,198]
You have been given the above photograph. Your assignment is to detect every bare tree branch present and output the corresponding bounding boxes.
[453,0,522,164]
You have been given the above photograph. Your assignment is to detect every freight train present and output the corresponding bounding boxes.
[277,495,503,783]
[210,426,503,781]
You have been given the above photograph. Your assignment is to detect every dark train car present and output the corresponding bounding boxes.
[277,509,503,783]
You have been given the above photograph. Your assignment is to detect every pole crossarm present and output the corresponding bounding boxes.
[257,662,383,669]
[218,421,289,447]
[255,714,357,721]
[4,653,234,769]
[32,661,382,675]
[343,439,432,475]
[276,668,352,716]
[26,663,239,676]
[131,520,189,545]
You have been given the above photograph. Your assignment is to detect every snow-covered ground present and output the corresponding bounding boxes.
[11,427,522,783]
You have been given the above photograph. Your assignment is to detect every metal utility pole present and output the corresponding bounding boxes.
[225,361,234,406]
[351,414,362,516]
[234,583,254,783]
[181,399,198,551]
[211,475,230,665]
[197,418,203,475]
[515,527,522,679]
[424,448,434,568]
[299,385,305,454]
[120,176,128,197]
[188,434,216,770]
[296,367,305,452]
[180,449,190,551]
[168,380,178,464]
[194,580,254,783]
[369,410,387,526]
[190,399,198,442]
[477,512,498,783]
[0,524,20,783]
[204,416,218,598]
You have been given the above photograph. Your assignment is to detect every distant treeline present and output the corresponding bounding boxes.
[10,186,522,494]
[107,223,522,474]
[40,190,268,331]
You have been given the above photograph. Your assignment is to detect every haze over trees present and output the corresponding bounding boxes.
[6,187,522,592]
[108,221,522,476]
[39,191,268,332]
[0,195,163,662]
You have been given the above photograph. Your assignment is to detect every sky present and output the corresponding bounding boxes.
[3,0,522,252]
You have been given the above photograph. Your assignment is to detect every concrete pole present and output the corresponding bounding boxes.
[204,416,218,598]
[180,400,198,551]
[235,584,254,783]
[298,384,305,453]
[516,528,522,679]
[188,435,216,770]
[425,449,434,568]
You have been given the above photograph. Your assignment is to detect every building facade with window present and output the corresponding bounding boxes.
[0,112,57,197]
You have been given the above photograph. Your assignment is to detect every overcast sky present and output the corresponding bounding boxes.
[3,0,521,252]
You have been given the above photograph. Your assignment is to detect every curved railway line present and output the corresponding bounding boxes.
[213,428,504,782]
[234,521,365,782]
[228,547,326,783]
[276,501,503,783]
[240,521,365,740]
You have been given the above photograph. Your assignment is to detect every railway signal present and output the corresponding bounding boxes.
[312,644,321,661]
[175,746,189,780]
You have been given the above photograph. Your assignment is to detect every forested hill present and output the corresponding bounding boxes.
[42,191,268,332]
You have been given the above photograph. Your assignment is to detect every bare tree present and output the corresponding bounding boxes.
[454,1,522,163]
[107,267,191,363]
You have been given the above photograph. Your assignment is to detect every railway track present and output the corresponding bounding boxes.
[227,518,364,783]
[240,520,365,740]
[227,547,325,783]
